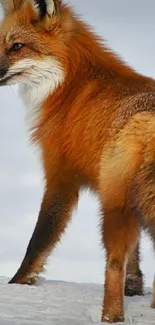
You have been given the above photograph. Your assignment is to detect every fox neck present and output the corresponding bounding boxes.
[19,13,151,128]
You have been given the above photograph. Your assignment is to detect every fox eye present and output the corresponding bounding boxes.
[10,43,25,51]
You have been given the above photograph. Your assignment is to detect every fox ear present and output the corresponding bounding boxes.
[30,0,60,19]
[0,0,23,15]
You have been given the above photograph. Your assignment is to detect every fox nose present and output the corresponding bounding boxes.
[0,66,8,78]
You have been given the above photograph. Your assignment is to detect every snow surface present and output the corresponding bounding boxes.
[0,277,154,325]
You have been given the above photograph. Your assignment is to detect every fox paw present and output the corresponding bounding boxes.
[9,273,40,286]
[102,313,124,323]
[125,273,143,296]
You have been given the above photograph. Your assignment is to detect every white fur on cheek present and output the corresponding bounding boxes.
[19,58,64,105]
[1,56,64,127]
[15,57,65,125]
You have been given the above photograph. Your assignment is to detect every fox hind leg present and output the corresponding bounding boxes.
[101,204,140,323]
[131,159,155,308]
[99,121,145,322]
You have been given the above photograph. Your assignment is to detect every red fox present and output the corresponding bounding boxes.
[0,0,155,322]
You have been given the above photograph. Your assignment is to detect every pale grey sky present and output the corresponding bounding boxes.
[0,0,155,286]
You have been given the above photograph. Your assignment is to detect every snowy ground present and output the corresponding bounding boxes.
[0,277,154,325]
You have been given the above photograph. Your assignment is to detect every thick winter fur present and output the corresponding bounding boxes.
[0,0,155,322]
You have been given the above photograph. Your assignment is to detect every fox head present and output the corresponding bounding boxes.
[0,0,70,90]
